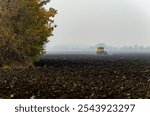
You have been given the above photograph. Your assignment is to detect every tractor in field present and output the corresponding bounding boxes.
[96,47,107,56]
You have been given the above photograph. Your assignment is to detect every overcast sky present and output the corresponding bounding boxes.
[46,0,150,49]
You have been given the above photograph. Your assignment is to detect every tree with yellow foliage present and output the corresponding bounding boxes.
[0,0,57,67]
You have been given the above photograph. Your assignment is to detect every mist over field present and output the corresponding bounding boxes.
[46,43,150,55]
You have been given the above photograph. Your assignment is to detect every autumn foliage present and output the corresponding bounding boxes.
[0,0,57,67]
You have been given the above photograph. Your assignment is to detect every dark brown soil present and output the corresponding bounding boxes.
[0,53,150,99]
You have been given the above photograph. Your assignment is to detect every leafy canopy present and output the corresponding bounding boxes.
[0,0,57,66]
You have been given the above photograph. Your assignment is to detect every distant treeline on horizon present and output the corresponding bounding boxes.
[47,43,150,52]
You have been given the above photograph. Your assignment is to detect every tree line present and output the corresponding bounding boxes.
[0,0,57,67]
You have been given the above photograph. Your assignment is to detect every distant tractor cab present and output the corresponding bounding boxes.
[96,47,107,56]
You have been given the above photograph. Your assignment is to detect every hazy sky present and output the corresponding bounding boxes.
[46,0,150,49]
